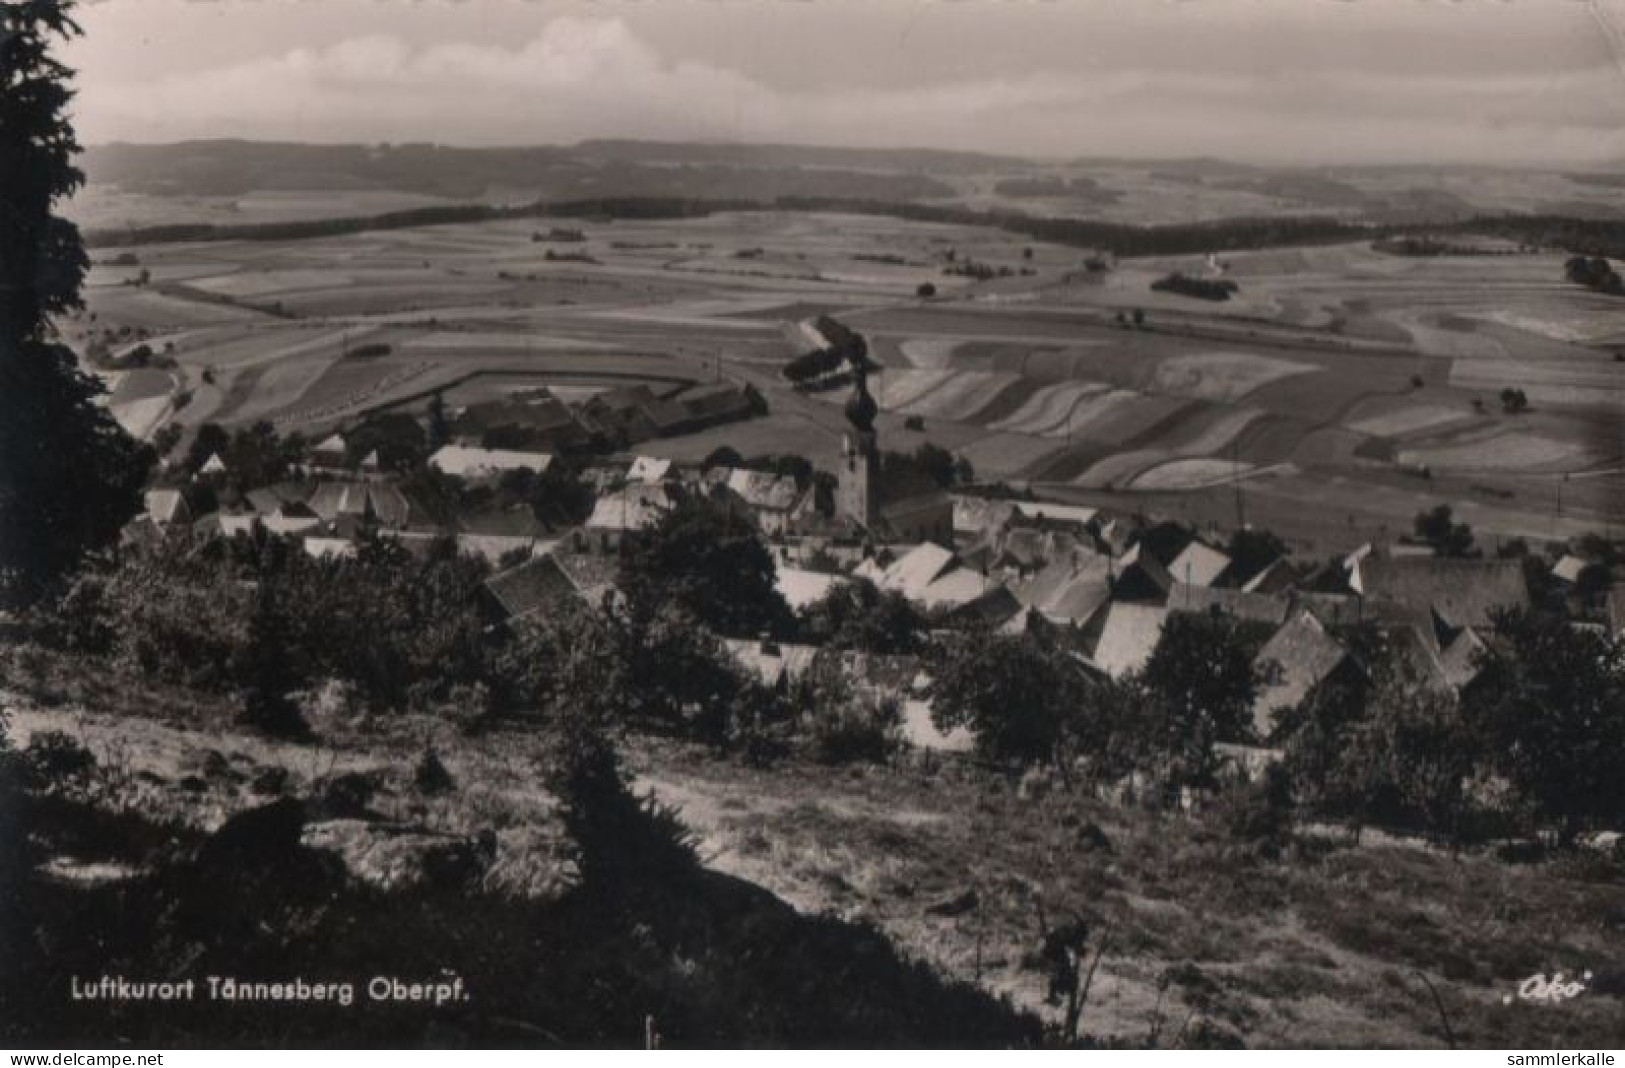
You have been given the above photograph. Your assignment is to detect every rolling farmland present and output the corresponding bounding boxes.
[71,201,1625,554]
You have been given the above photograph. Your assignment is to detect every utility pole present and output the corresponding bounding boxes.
[1232,438,1245,532]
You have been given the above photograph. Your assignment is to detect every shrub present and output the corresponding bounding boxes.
[23,730,97,786]
[1150,273,1238,301]
[413,748,456,795]
[806,685,902,766]
[1216,763,1294,858]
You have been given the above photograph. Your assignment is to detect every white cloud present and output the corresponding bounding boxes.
[71,13,1625,165]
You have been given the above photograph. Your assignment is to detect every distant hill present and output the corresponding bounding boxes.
[573,138,1018,173]
[81,140,959,202]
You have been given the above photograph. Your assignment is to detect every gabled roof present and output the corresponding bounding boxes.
[261,510,323,536]
[455,533,539,564]
[1012,553,1114,623]
[551,552,622,604]
[851,557,887,585]
[628,456,674,484]
[1168,540,1232,588]
[677,382,757,420]
[200,453,227,475]
[775,565,847,611]
[1242,557,1299,595]
[484,554,584,621]
[952,495,1018,536]
[722,639,821,689]
[918,568,991,610]
[217,513,259,538]
[585,483,671,532]
[946,584,1024,627]
[1085,601,1168,678]
[1551,554,1590,585]
[1252,610,1350,738]
[303,535,356,560]
[313,432,346,456]
[367,483,411,528]
[429,445,555,478]
[1113,543,1173,603]
[144,489,188,525]
[1012,501,1098,528]
[1167,583,1288,626]
[725,468,802,512]
[1439,626,1489,690]
[1384,622,1453,694]
[877,542,959,600]
[996,527,1050,570]
[1357,556,1529,632]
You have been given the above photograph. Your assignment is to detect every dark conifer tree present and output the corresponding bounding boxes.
[1,1,150,607]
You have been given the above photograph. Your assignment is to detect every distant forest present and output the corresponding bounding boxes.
[83,193,1625,262]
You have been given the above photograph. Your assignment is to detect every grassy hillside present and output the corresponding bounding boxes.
[2,651,1621,1048]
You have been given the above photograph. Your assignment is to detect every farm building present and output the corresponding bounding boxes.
[260,501,323,537]
[672,381,764,430]
[1438,626,1490,690]
[307,433,348,470]
[1011,501,1098,531]
[1356,555,1529,639]
[482,554,588,623]
[1251,609,1355,740]
[722,638,821,691]
[429,445,555,479]
[951,495,1018,540]
[1111,543,1173,603]
[774,565,848,611]
[1167,540,1232,588]
[580,482,675,550]
[627,456,674,484]
[1166,582,1289,626]
[144,489,190,527]
[720,468,805,536]
[1080,601,1168,678]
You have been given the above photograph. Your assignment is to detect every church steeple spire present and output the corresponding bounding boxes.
[844,363,878,436]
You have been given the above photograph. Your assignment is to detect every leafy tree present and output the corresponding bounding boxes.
[1141,609,1271,789]
[1282,642,1477,841]
[702,445,744,470]
[0,0,150,606]
[928,629,1090,768]
[620,493,791,639]
[150,422,182,459]
[882,442,971,491]
[222,421,301,491]
[915,282,937,298]
[185,422,231,474]
[1413,504,1476,558]
[625,606,765,746]
[1467,607,1625,843]
[488,464,594,531]
[1499,388,1530,415]
[426,390,450,448]
[233,577,310,739]
[798,577,927,654]
[1066,673,1164,789]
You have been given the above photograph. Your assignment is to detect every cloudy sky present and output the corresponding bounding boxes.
[66,0,1625,166]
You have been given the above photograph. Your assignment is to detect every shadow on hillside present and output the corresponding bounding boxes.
[0,789,1040,1048]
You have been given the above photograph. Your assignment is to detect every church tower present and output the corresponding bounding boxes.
[837,365,879,529]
